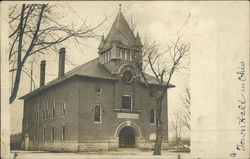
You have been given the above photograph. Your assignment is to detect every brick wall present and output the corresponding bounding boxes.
[22,77,80,150]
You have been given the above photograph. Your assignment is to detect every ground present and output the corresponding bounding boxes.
[11,149,191,159]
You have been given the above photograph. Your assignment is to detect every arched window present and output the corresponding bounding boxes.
[150,109,155,124]
[94,105,102,122]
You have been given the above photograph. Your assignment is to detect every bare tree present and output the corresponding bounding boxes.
[9,4,106,104]
[172,112,183,145]
[179,85,191,130]
[139,36,190,155]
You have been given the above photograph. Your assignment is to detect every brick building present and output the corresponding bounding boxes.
[20,10,174,152]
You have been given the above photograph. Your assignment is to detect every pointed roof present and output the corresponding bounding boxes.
[99,11,136,50]
[135,33,143,47]
[98,35,105,50]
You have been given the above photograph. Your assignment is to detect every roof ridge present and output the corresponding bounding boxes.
[47,58,98,85]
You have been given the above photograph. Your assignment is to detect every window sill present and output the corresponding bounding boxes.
[114,109,143,113]
[94,121,102,124]
[150,123,156,125]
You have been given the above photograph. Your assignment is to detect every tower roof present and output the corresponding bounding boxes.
[99,11,136,50]
[135,33,143,47]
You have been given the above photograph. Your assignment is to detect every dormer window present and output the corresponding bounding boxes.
[103,50,111,64]
[119,48,132,61]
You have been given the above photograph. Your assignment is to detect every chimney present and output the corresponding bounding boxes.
[40,60,46,87]
[58,48,66,78]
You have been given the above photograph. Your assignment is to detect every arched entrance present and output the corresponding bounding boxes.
[118,126,136,148]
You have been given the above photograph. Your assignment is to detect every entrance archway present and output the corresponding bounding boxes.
[118,126,136,148]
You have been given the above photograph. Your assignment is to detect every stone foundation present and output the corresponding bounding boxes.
[77,142,118,152]
[23,140,169,152]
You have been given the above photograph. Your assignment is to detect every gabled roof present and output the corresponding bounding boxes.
[20,57,174,100]
[19,58,116,100]
[99,11,136,50]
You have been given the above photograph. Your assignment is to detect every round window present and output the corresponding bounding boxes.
[95,85,102,94]
[122,70,133,84]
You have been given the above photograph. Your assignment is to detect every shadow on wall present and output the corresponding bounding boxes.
[10,133,22,150]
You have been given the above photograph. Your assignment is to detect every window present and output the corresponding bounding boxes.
[43,127,45,142]
[119,49,122,59]
[51,127,55,141]
[122,95,132,109]
[45,108,48,119]
[104,53,106,63]
[62,102,66,116]
[150,109,155,124]
[36,112,39,120]
[107,52,109,62]
[95,85,102,94]
[42,111,45,120]
[62,126,65,141]
[94,105,101,122]
[126,51,130,61]
[108,50,111,61]
[122,50,126,60]
[149,90,155,98]
[130,52,133,61]
[104,51,110,64]
[52,105,55,118]
[25,122,28,129]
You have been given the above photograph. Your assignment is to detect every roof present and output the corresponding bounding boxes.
[98,11,142,51]
[20,57,174,100]
[19,58,115,100]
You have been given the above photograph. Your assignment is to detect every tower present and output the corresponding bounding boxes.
[98,9,143,77]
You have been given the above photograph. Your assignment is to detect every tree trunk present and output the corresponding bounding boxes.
[9,66,22,104]
[153,96,164,155]
[154,119,163,155]
[9,4,25,104]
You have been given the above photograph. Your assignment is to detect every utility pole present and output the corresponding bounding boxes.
[29,61,34,92]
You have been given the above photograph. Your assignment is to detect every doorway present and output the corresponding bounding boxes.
[118,126,136,148]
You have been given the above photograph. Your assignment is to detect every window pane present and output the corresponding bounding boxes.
[122,96,132,109]
[127,52,130,61]
[150,109,155,123]
[119,49,122,59]
[122,50,126,60]
[43,128,45,141]
[62,103,66,116]
[94,106,101,122]
[51,127,54,140]
[62,126,65,141]
[52,108,55,118]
